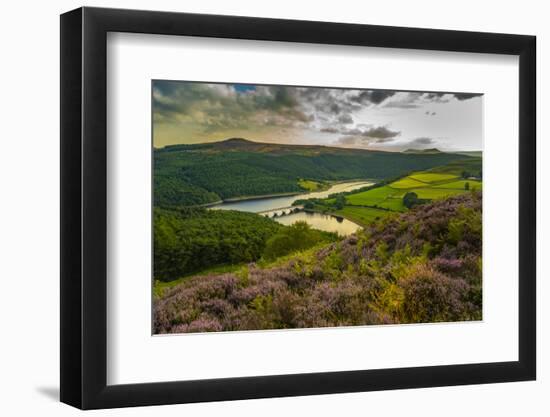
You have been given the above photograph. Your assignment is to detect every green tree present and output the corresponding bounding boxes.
[403,192,420,209]
[263,221,336,261]
[334,194,346,210]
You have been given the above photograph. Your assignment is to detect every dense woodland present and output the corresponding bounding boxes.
[154,138,470,207]
[154,207,336,281]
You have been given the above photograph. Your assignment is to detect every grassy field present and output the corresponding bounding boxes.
[298,179,328,191]
[432,179,483,190]
[312,158,482,227]
[409,187,466,199]
[377,197,407,211]
[346,186,404,206]
[389,177,427,189]
[408,172,459,183]
[334,206,393,226]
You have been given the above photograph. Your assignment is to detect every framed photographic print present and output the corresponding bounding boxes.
[60,7,536,409]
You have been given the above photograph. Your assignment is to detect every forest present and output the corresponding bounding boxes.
[154,138,471,207]
[154,207,336,282]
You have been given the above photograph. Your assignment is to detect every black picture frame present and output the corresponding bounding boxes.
[60,6,536,410]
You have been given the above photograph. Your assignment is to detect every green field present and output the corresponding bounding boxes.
[304,157,482,227]
[389,177,426,189]
[346,186,403,206]
[298,179,328,191]
[335,206,392,226]
[377,197,406,211]
[432,180,483,190]
[408,172,459,183]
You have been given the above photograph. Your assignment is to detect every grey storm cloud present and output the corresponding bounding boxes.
[384,91,482,109]
[425,92,482,101]
[320,127,339,134]
[154,82,401,133]
[334,125,401,147]
[324,125,400,140]
[338,114,354,124]
[411,137,436,145]
[356,126,400,139]
[153,81,311,128]
[349,89,396,105]
[454,93,483,101]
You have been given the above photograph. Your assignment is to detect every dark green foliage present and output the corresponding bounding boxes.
[403,191,428,209]
[263,221,337,261]
[154,139,470,207]
[154,175,220,207]
[334,194,346,210]
[154,207,282,281]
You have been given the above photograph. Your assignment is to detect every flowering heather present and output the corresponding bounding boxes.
[154,192,482,334]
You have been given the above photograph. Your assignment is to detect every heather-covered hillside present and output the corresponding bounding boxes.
[154,192,482,334]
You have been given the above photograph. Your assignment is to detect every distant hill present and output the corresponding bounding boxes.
[155,138,472,207]
[402,148,443,154]
[452,151,483,158]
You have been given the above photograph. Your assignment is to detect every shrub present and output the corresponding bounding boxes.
[399,264,471,323]
[154,192,482,333]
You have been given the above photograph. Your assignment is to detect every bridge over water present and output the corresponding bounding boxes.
[258,205,304,218]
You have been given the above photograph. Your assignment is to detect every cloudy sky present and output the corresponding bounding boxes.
[153,80,483,152]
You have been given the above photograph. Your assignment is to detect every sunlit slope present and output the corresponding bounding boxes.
[154,138,473,207]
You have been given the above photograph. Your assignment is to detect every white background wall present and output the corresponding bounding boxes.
[0,0,546,415]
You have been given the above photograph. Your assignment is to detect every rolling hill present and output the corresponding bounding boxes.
[154,138,476,207]
[402,148,443,154]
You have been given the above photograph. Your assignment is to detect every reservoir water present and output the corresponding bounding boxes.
[275,211,362,236]
[211,181,372,235]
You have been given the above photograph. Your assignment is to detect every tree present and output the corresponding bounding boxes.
[262,221,335,261]
[464,182,470,190]
[334,194,346,210]
[403,192,420,209]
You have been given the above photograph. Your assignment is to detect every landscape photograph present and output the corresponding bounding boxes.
[152,80,483,334]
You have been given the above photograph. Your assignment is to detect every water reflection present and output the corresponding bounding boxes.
[212,181,372,213]
[209,180,372,236]
[274,211,361,236]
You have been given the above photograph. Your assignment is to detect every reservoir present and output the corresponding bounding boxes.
[274,211,362,236]
[211,180,372,235]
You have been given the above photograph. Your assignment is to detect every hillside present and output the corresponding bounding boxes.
[154,192,482,333]
[295,162,482,226]
[154,138,472,207]
[402,148,442,154]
